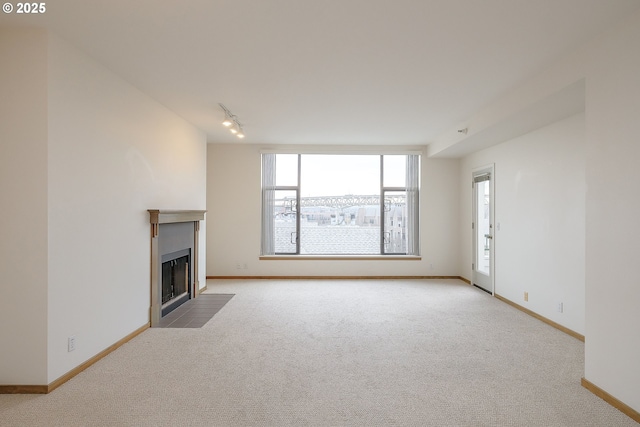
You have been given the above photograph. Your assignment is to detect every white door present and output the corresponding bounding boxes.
[472,168,494,294]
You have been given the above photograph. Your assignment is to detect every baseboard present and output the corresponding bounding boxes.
[207,275,466,280]
[494,294,584,342]
[581,378,640,423]
[458,276,471,284]
[0,384,49,394]
[198,284,208,294]
[0,323,149,394]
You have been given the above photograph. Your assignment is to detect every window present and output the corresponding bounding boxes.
[261,153,420,256]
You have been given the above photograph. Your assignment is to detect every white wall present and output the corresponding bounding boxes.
[460,113,586,334]
[206,144,459,277]
[45,35,207,383]
[583,12,640,411]
[445,9,640,413]
[0,30,207,386]
[0,29,49,384]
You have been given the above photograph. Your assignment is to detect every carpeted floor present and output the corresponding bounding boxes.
[0,279,636,426]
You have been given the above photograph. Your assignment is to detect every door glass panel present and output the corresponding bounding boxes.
[274,189,297,253]
[383,190,407,254]
[475,180,491,275]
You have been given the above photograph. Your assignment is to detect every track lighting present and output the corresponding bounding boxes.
[219,103,246,140]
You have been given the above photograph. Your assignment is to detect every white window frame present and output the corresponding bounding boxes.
[261,152,420,257]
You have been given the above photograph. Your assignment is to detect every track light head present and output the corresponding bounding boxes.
[219,103,246,140]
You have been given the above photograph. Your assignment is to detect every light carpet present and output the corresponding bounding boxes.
[0,279,636,426]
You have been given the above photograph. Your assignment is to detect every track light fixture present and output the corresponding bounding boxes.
[219,103,245,139]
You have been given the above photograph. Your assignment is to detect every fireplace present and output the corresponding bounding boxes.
[148,210,206,326]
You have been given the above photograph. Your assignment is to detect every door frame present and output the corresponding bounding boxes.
[471,164,495,295]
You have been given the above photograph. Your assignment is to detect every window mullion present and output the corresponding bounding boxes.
[296,154,301,255]
[380,155,385,255]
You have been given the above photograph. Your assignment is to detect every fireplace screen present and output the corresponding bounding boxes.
[162,254,189,305]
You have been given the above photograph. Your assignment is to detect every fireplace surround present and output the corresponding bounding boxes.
[148,210,206,327]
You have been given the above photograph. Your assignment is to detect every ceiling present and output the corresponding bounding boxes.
[2,0,639,147]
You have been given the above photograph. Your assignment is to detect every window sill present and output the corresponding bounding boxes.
[259,255,422,261]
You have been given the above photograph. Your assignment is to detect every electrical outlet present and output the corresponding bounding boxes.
[236,263,241,270]
[68,336,76,352]
[557,302,564,313]
[524,292,529,302]
[243,263,248,270]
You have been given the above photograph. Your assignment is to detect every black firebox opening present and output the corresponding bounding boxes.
[161,249,191,316]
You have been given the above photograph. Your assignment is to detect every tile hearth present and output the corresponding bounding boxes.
[157,294,234,328]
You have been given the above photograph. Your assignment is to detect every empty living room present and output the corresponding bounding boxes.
[1,1,639,426]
